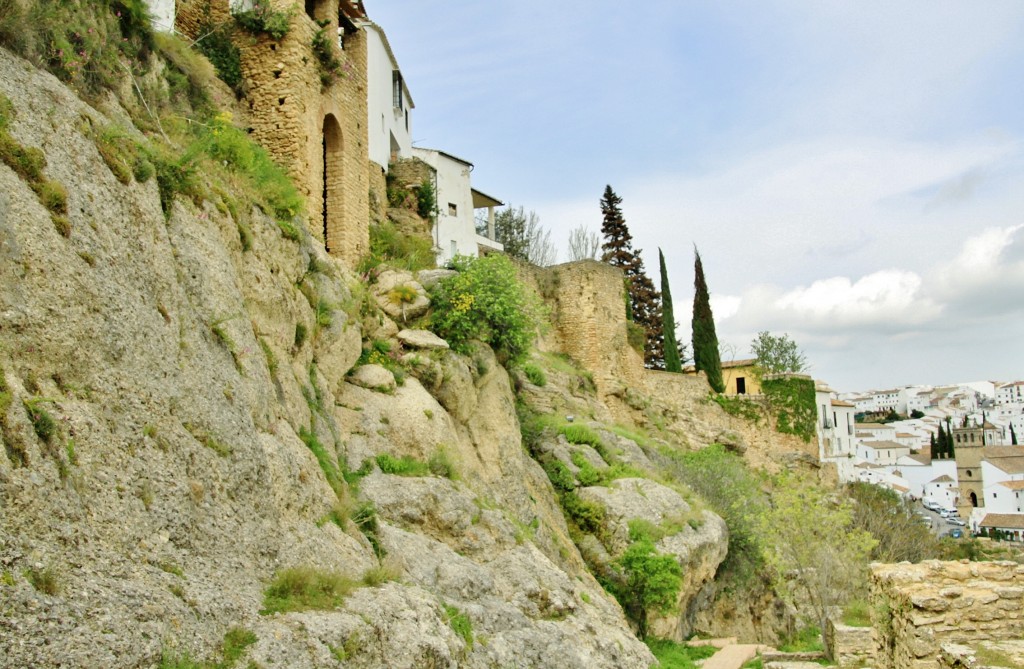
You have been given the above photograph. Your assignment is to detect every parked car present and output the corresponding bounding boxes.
[947,518,966,526]
[948,528,963,539]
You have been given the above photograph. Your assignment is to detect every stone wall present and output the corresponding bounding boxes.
[871,561,1024,669]
[530,260,645,403]
[390,156,434,188]
[177,0,369,268]
[825,617,874,667]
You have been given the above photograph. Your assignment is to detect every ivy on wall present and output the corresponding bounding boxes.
[762,375,816,442]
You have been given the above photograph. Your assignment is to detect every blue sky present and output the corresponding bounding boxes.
[368,1,1024,392]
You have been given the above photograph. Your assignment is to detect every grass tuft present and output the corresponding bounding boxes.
[261,566,354,615]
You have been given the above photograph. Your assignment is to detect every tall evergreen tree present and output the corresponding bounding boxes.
[1011,423,1018,445]
[691,248,724,393]
[936,424,947,459]
[929,432,937,458]
[946,417,956,457]
[599,186,664,368]
[659,248,681,373]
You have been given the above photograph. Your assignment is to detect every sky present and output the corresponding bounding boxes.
[367,1,1024,392]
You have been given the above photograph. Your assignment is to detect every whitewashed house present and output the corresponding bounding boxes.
[365,22,414,174]
[816,383,859,482]
[857,441,911,466]
[411,148,503,265]
[923,474,959,510]
[996,381,1024,406]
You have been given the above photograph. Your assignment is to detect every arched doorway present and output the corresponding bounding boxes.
[969,491,978,507]
[322,114,343,253]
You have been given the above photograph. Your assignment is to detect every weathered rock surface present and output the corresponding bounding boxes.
[398,328,450,350]
[347,363,397,392]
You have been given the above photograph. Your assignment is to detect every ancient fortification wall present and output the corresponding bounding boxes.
[177,0,369,268]
[530,260,645,401]
[871,560,1024,669]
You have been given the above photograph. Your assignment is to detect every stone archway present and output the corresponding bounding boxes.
[322,114,343,253]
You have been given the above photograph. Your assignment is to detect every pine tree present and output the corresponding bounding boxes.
[691,248,724,393]
[659,249,682,373]
[599,186,664,368]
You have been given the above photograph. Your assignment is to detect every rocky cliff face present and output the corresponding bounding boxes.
[0,47,739,668]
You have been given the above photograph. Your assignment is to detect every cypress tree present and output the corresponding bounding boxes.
[691,248,724,392]
[599,186,664,368]
[659,248,681,373]
[946,417,956,457]
[1011,423,1018,445]
[929,432,937,458]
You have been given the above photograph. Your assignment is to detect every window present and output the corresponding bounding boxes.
[448,203,457,216]
[392,71,404,109]
[450,240,457,258]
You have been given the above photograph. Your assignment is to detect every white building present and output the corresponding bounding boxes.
[411,148,503,265]
[923,474,958,510]
[365,22,414,174]
[883,456,956,499]
[856,423,897,442]
[996,381,1024,406]
[872,389,900,413]
[816,383,858,482]
[857,441,911,466]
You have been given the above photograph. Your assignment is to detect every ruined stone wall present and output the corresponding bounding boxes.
[871,561,1024,669]
[390,156,434,188]
[178,0,369,268]
[825,617,874,667]
[531,260,645,404]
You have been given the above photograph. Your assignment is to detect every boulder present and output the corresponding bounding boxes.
[348,364,396,392]
[398,329,450,350]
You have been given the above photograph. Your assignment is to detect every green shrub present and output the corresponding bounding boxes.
[376,453,430,477]
[352,501,386,559]
[570,451,602,487]
[712,394,763,422]
[644,638,717,669]
[841,599,871,627]
[25,565,59,595]
[559,424,601,448]
[261,566,354,614]
[762,375,817,442]
[430,254,544,366]
[415,179,436,220]
[521,363,547,387]
[24,400,56,443]
[312,23,345,88]
[612,538,682,638]
[221,627,257,666]
[194,19,243,93]
[233,4,294,41]
[293,323,308,350]
[299,427,343,497]
[427,447,458,479]
[779,625,823,652]
[543,460,575,493]
[561,491,605,534]
[443,604,473,648]
[360,221,435,273]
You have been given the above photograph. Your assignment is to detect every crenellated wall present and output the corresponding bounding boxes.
[871,560,1024,669]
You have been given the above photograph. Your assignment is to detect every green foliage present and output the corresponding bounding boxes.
[761,375,816,442]
[233,4,294,41]
[841,600,872,627]
[427,447,458,479]
[543,459,575,493]
[414,179,436,220]
[25,565,59,595]
[298,427,343,497]
[779,625,824,652]
[375,453,430,477]
[444,604,473,648]
[23,399,57,443]
[570,451,602,487]
[561,491,605,534]
[354,339,406,385]
[750,331,808,374]
[612,538,682,638]
[625,321,647,355]
[359,221,436,273]
[430,254,544,366]
[757,471,876,631]
[490,204,557,266]
[193,17,242,93]
[312,23,345,88]
[221,628,258,667]
[559,424,601,447]
[521,363,547,387]
[93,125,150,184]
[659,249,683,373]
[691,249,724,392]
[644,639,717,669]
[663,444,767,589]
[352,501,386,559]
[293,323,308,350]
[711,394,763,422]
[261,567,354,615]
[846,482,938,563]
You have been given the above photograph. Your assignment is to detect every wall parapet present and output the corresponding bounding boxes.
[871,560,1024,669]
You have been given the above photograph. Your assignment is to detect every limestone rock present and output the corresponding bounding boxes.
[398,328,450,350]
[347,364,396,392]
[372,270,430,322]
[417,268,458,289]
